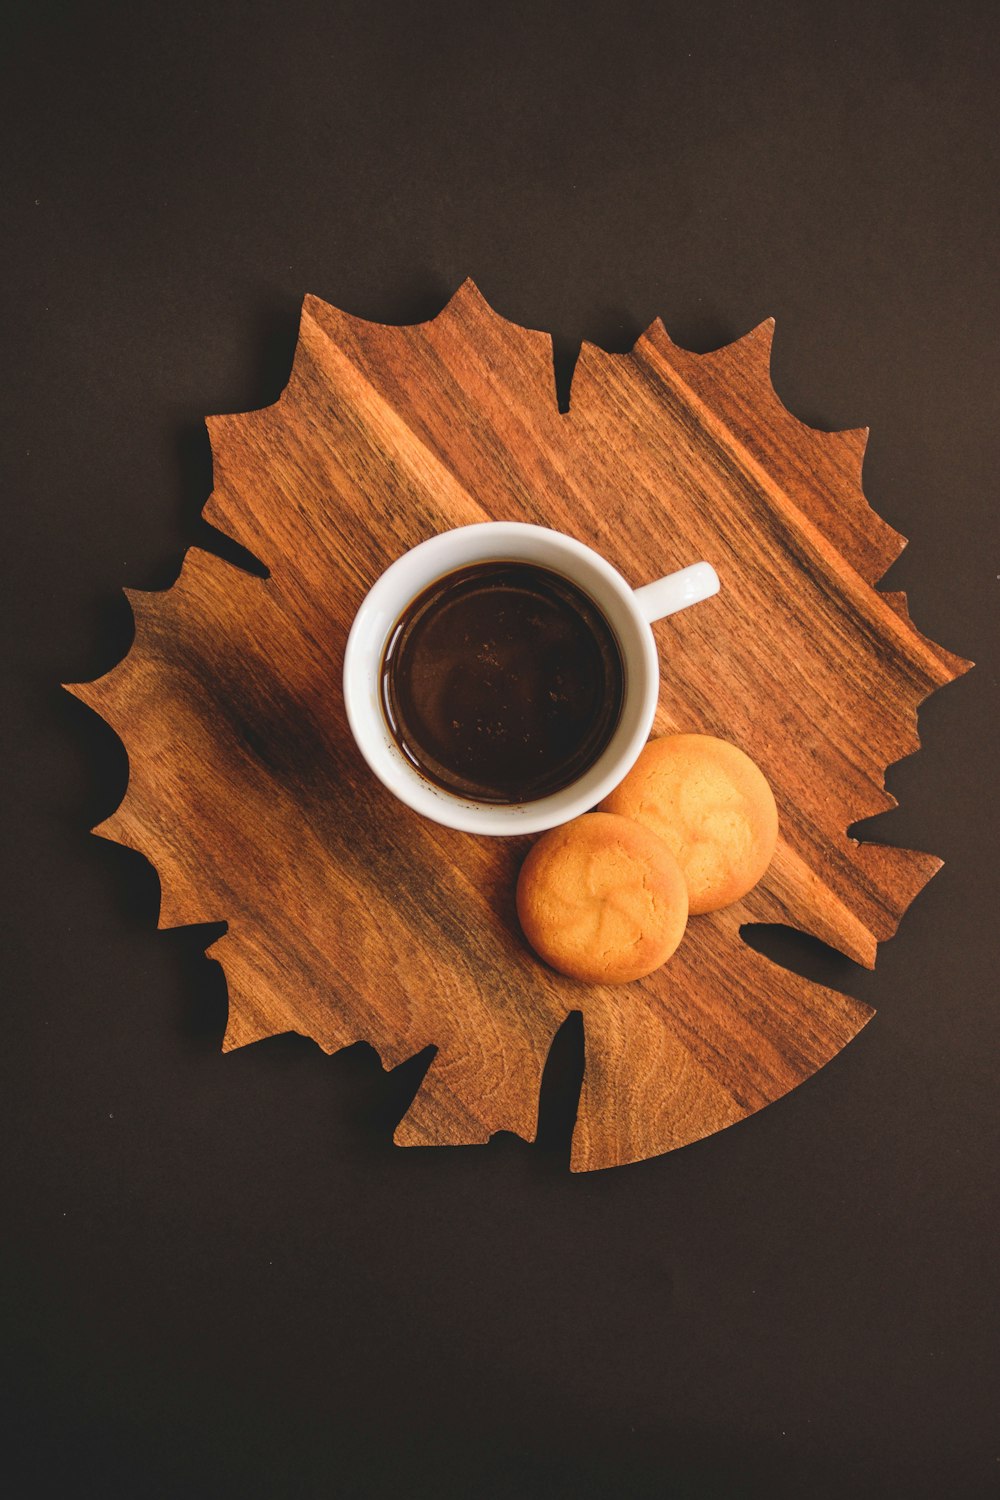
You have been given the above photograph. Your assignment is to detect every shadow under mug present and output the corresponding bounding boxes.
[344,522,720,836]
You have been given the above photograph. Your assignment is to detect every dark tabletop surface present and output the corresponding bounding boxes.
[2,2,997,1496]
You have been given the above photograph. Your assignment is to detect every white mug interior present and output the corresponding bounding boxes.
[343,522,662,836]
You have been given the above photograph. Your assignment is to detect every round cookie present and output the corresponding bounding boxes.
[516,811,689,984]
[599,734,778,915]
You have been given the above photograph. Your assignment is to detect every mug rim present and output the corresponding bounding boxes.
[343,522,660,836]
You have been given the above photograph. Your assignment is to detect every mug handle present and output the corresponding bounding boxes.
[633,561,720,623]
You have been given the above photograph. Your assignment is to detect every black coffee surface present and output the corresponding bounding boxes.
[380,562,625,803]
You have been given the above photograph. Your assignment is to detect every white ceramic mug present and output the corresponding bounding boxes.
[343,522,719,836]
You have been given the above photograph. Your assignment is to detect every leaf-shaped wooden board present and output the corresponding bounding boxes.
[68,282,970,1170]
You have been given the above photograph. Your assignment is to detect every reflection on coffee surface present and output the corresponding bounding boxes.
[380,562,625,803]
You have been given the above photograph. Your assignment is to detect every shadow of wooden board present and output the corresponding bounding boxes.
[67,281,971,1170]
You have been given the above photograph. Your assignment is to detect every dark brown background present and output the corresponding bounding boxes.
[2,2,997,1496]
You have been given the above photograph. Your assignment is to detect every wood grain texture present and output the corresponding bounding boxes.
[67,281,971,1170]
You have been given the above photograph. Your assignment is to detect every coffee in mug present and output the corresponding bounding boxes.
[343,523,719,836]
[380,561,625,804]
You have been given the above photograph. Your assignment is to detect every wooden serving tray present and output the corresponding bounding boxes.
[69,282,969,1170]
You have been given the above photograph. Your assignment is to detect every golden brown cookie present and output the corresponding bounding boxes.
[599,734,778,915]
[516,812,689,984]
